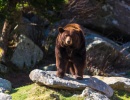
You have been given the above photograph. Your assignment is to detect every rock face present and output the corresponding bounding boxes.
[0,78,12,92]
[62,0,130,36]
[17,15,49,47]
[29,69,113,97]
[122,42,130,53]
[0,93,12,100]
[81,87,110,100]
[84,28,130,75]
[11,35,43,70]
[94,76,130,92]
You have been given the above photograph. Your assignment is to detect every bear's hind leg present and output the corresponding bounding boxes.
[73,63,84,80]
[69,62,75,76]
[66,62,75,76]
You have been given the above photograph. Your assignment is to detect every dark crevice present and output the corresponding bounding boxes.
[84,24,130,45]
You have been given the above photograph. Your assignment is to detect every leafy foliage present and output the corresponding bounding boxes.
[29,0,66,22]
[0,0,8,20]
[30,0,65,11]
[0,0,8,10]
[0,0,66,19]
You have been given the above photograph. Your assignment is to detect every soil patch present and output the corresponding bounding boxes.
[4,71,32,88]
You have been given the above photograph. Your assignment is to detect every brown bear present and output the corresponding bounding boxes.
[55,23,86,80]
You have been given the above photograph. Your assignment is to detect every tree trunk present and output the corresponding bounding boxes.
[0,20,12,62]
[0,0,17,62]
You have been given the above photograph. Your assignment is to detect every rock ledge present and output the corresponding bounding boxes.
[29,69,113,97]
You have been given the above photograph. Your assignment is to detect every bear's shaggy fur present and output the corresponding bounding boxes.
[55,23,86,80]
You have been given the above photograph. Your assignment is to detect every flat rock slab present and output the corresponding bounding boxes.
[94,76,130,92]
[29,69,113,97]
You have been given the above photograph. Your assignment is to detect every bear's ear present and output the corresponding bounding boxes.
[58,27,64,33]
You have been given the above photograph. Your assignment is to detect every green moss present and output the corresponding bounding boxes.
[10,84,84,100]
[11,83,130,100]
[11,84,34,100]
[111,90,130,100]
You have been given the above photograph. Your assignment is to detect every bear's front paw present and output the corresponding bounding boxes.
[74,75,83,80]
[56,71,64,78]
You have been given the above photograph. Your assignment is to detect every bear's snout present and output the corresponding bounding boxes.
[65,36,72,45]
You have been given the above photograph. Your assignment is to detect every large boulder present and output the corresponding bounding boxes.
[16,14,50,47]
[62,0,130,36]
[0,78,12,92]
[11,35,43,70]
[29,69,113,97]
[84,28,130,75]
[94,76,130,92]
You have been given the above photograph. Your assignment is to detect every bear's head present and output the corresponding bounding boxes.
[58,27,82,48]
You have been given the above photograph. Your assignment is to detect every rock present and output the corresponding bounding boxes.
[106,0,130,35]
[11,35,43,70]
[0,64,8,74]
[16,15,48,47]
[42,64,56,71]
[50,93,60,100]
[29,69,113,97]
[0,78,12,92]
[30,14,50,27]
[0,87,6,93]
[81,87,110,100]
[84,28,130,75]
[94,76,130,92]
[62,0,130,36]
[122,42,130,54]
[0,93,12,100]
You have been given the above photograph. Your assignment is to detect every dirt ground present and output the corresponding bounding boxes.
[4,71,32,88]
[3,56,55,88]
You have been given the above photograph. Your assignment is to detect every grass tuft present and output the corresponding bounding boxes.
[111,90,130,100]
[10,83,130,100]
[10,83,84,100]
